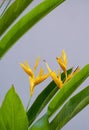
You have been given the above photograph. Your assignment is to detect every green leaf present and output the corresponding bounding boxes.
[50,85,89,130]
[0,108,7,130]
[30,114,50,130]
[1,86,28,130]
[48,64,89,117]
[27,68,72,126]
[0,0,33,35]
[0,0,65,58]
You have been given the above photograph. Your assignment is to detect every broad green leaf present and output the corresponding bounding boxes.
[50,85,89,130]
[0,0,33,35]
[30,114,50,130]
[27,68,72,126]
[48,64,89,117]
[0,0,65,58]
[1,86,28,130]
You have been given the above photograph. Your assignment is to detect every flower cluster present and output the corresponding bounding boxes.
[20,57,49,96]
[20,50,80,96]
[45,50,80,88]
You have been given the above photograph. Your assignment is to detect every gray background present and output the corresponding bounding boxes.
[0,0,89,129]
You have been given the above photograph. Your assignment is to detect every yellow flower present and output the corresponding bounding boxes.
[20,57,49,96]
[56,50,67,75]
[45,61,63,88]
[45,50,80,89]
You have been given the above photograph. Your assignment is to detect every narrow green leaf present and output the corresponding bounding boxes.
[30,114,50,130]
[0,0,65,58]
[1,86,28,130]
[27,68,72,126]
[0,0,33,35]
[48,64,89,117]
[50,85,89,130]
[27,81,58,126]
[0,0,11,17]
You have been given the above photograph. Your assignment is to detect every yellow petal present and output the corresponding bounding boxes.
[34,73,49,85]
[57,68,61,80]
[45,62,63,88]
[24,61,31,68]
[64,74,72,82]
[45,62,52,73]
[65,67,80,83]
[56,57,67,74]
[20,62,34,78]
[34,56,40,71]
[56,50,68,76]
[50,71,63,88]
[62,50,67,66]
[38,68,44,77]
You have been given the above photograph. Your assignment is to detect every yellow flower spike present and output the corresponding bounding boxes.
[56,50,68,75]
[45,61,63,88]
[20,61,34,78]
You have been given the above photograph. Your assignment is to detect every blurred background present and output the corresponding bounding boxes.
[0,0,89,129]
